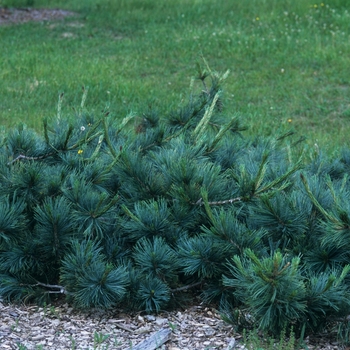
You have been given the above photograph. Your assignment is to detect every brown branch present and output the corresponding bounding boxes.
[114,322,135,333]
[193,196,243,206]
[132,328,172,350]
[170,281,203,293]
[7,153,54,165]
[31,281,71,295]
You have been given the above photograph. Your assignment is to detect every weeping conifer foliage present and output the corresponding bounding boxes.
[1,65,350,339]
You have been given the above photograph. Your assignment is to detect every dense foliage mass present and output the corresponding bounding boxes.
[1,68,350,339]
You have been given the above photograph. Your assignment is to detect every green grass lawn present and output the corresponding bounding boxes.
[0,0,349,153]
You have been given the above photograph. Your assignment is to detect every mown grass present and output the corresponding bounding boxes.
[0,0,349,153]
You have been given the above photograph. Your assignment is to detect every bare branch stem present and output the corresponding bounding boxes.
[32,281,71,295]
[193,197,243,206]
[170,281,203,293]
[7,153,53,165]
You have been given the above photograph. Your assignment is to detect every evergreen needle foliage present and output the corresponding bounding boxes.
[223,249,307,334]
[1,66,350,341]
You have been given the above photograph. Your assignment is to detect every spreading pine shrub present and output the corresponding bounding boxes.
[1,65,350,339]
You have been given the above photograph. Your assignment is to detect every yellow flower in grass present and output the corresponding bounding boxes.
[78,149,83,155]
[288,119,292,123]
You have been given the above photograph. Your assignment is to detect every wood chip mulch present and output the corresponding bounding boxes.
[0,301,348,349]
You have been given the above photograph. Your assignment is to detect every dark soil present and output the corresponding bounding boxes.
[0,7,76,25]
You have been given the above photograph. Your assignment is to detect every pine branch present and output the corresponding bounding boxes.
[207,114,241,152]
[161,123,192,144]
[253,152,269,193]
[276,130,295,141]
[193,158,302,207]
[94,194,119,217]
[68,130,103,150]
[63,124,74,150]
[7,128,104,165]
[300,173,336,223]
[170,280,203,293]
[118,113,135,133]
[122,204,142,223]
[199,188,214,222]
[193,196,243,207]
[7,153,54,165]
[86,134,104,161]
[57,92,64,121]
[193,159,302,207]
[192,92,220,141]
[80,86,88,109]
[30,281,72,295]
[43,118,50,144]
[255,157,303,195]
[103,113,117,158]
